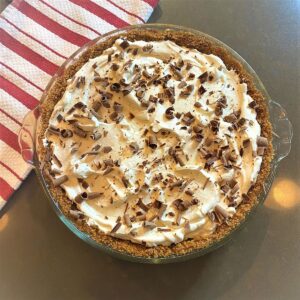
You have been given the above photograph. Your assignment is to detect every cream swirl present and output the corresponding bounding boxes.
[44,38,265,246]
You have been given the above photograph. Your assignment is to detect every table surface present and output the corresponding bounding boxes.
[0,0,299,299]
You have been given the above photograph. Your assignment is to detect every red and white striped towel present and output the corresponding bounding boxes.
[0,0,158,210]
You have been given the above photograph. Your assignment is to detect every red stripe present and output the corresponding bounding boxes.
[69,0,129,28]
[142,0,158,7]
[0,62,43,92]
[107,0,145,23]
[12,1,90,47]
[39,0,102,36]
[0,177,14,200]
[1,29,58,75]
[0,16,68,60]
[0,107,22,127]
[0,161,23,181]
[0,124,19,153]
[0,75,39,110]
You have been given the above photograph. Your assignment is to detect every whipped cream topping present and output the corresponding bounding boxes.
[44,38,267,246]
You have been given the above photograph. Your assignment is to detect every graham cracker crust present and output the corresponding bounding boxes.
[37,29,273,258]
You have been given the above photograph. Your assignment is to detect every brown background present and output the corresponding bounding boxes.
[0,0,299,299]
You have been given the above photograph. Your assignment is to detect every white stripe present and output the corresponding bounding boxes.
[0,140,30,178]
[26,0,99,40]
[44,0,116,34]
[3,6,78,57]
[0,164,21,188]
[0,195,5,209]
[0,64,42,100]
[0,19,64,67]
[0,45,51,89]
[110,0,153,21]
[91,0,143,25]
[0,111,21,134]
[0,89,30,124]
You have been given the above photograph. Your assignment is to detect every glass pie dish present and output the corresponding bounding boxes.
[18,24,293,264]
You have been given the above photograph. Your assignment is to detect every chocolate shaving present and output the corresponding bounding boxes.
[243,139,250,148]
[76,76,85,88]
[110,82,121,92]
[178,81,187,89]
[185,189,194,196]
[122,177,130,188]
[185,62,193,71]
[73,102,85,109]
[92,101,101,112]
[169,179,184,190]
[69,210,84,220]
[157,228,171,232]
[111,63,119,71]
[193,125,202,133]
[132,48,138,56]
[119,40,129,49]
[142,69,151,79]
[170,64,183,80]
[148,136,158,149]
[102,146,112,153]
[242,193,250,203]
[90,109,101,120]
[257,136,268,147]
[129,142,139,154]
[173,199,188,212]
[91,131,101,141]
[103,159,114,167]
[142,44,153,52]
[198,71,208,83]
[111,222,121,233]
[52,154,62,168]
[198,85,206,96]
[137,199,149,212]
[165,106,174,119]
[257,147,265,156]
[182,112,195,125]
[74,192,88,203]
[187,73,195,80]
[124,214,132,227]
[180,84,194,97]
[56,114,63,122]
[103,166,113,175]
[249,100,257,108]
[87,192,102,199]
[144,221,156,229]
[215,204,230,219]
[202,178,210,190]
[60,129,73,138]
[122,87,133,96]
[73,127,87,138]
[158,204,167,219]
[136,86,146,99]
[48,126,60,135]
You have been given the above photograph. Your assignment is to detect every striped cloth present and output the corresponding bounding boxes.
[0,0,158,210]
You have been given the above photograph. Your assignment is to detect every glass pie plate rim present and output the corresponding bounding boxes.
[18,23,293,264]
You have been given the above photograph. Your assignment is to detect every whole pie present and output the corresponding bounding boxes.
[38,29,272,258]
